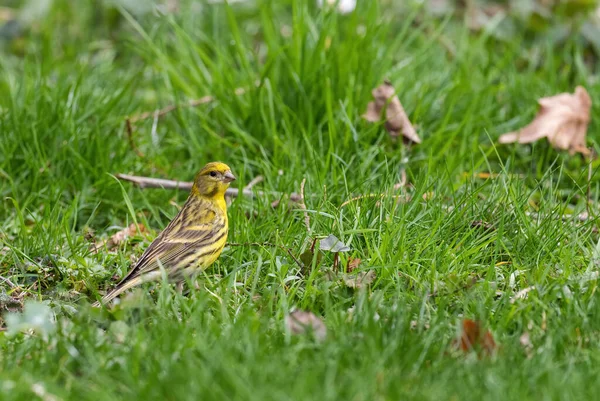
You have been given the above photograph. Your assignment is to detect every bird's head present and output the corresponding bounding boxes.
[191,162,236,199]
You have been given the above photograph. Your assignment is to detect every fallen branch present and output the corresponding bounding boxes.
[243,175,264,191]
[116,173,303,202]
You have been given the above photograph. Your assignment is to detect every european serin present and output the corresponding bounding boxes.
[94,161,235,306]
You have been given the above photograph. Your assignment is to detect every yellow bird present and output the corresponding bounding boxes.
[94,162,235,306]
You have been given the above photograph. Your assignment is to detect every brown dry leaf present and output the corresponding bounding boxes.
[363,81,421,144]
[286,310,327,341]
[343,270,376,289]
[91,223,147,253]
[499,86,592,156]
[347,257,361,273]
[454,319,497,356]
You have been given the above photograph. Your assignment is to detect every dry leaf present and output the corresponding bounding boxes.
[347,257,361,273]
[91,223,147,253]
[286,310,327,341]
[499,86,592,156]
[363,81,421,144]
[343,270,376,289]
[454,319,497,356]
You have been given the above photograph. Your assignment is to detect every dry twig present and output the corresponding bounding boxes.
[243,175,264,191]
[116,173,303,202]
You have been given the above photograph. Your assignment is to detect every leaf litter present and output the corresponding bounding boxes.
[346,257,361,273]
[499,86,592,156]
[453,319,497,356]
[363,81,421,144]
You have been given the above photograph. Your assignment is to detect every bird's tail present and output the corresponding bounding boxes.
[92,276,144,307]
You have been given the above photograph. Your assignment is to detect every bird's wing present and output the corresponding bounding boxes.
[117,198,225,283]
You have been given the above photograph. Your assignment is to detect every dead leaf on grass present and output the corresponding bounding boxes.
[343,270,376,289]
[346,257,361,273]
[91,223,147,253]
[286,310,327,341]
[499,86,592,156]
[363,81,421,144]
[454,319,497,356]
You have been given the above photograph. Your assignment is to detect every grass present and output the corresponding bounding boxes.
[1,0,600,399]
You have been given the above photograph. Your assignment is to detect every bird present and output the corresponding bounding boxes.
[93,162,236,306]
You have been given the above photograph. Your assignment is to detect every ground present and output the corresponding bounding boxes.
[1,1,600,400]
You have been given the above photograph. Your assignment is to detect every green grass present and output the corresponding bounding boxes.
[2,0,600,399]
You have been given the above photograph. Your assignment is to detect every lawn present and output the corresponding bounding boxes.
[2,0,600,400]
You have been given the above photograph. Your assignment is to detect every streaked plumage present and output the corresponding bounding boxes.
[94,162,235,306]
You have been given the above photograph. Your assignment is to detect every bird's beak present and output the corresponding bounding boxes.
[223,171,236,183]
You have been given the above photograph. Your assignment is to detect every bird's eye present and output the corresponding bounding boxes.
[209,171,218,177]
